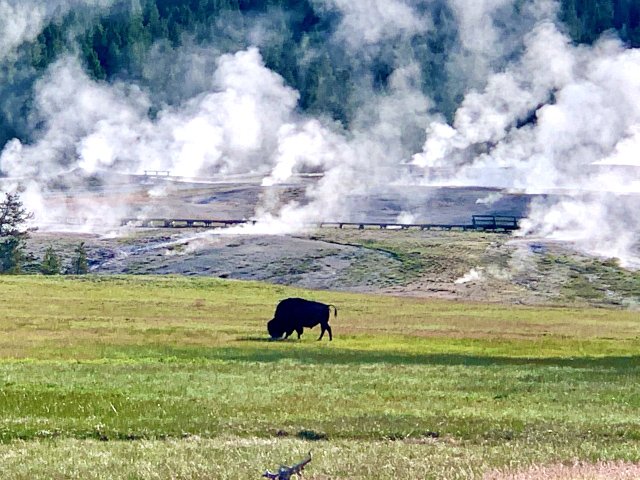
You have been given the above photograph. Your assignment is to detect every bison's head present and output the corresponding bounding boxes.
[267,318,285,339]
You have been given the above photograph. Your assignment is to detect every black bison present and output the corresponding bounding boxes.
[267,298,337,341]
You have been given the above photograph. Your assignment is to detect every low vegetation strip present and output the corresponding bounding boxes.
[0,276,639,478]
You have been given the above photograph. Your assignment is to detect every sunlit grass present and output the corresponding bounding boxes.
[1,437,639,480]
[0,275,639,478]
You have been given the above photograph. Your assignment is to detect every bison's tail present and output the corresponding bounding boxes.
[328,304,338,318]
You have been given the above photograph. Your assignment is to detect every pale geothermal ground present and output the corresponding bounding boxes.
[24,174,640,309]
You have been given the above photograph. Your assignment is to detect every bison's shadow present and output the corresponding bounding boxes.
[236,336,276,342]
[193,345,640,372]
[236,335,298,343]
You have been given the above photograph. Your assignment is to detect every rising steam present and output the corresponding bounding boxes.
[0,0,115,60]
[412,20,640,267]
[0,0,638,266]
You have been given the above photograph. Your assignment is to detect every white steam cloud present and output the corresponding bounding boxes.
[0,48,303,227]
[454,267,484,284]
[0,0,115,60]
[0,1,47,59]
[1,39,431,232]
[1,0,639,268]
[413,20,640,266]
[312,0,430,48]
[1,48,300,177]
[443,0,560,106]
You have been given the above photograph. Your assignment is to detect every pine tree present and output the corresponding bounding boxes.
[71,242,89,275]
[561,0,581,41]
[40,246,61,275]
[0,192,34,274]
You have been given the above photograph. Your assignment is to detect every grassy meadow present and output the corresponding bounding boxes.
[0,275,639,479]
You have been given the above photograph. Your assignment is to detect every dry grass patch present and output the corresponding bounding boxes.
[484,461,640,480]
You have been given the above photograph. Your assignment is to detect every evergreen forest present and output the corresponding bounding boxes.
[1,0,638,149]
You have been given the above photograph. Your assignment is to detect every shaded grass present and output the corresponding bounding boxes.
[0,275,640,478]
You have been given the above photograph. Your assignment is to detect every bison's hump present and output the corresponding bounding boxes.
[277,297,328,308]
[273,297,331,323]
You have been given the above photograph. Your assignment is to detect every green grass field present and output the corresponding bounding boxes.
[1,275,639,479]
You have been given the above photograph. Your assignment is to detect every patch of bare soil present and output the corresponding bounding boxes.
[483,461,640,480]
[25,229,394,291]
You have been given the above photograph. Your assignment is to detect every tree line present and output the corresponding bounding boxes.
[560,0,640,45]
[0,192,88,275]
[1,0,638,150]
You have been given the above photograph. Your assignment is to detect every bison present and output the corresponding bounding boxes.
[267,298,337,341]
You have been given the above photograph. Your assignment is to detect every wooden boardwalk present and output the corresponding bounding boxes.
[120,215,520,232]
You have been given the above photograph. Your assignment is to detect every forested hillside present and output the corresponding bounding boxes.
[1,0,638,149]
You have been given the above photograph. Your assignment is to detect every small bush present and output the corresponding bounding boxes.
[40,246,61,275]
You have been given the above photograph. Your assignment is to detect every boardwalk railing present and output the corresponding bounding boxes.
[121,215,520,232]
[121,218,256,228]
[471,215,519,231]
[315,222,471,231]
[143,170,171,177]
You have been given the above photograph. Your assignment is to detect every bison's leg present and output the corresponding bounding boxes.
[284,329,294,339]
[296,327,304,339]
[318,324,332,341]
